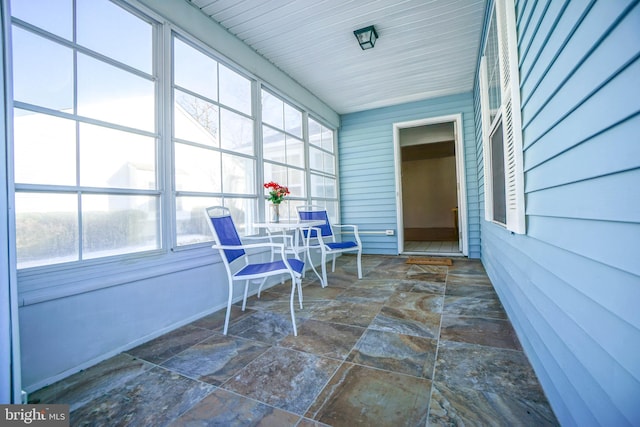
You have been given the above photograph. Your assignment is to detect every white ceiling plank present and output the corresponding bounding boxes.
[186,0,487,114]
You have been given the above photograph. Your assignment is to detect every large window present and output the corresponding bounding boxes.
[12,0,159,268]
[10,1,339,271]
[308,117,338,222]
[173,36,255,244]
[479,0,526,233]
[261,91,337,222]
[261,89,305,220]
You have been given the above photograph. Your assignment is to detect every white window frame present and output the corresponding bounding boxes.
[11,0,164,269]
[9,0,340,277]
[480,0,526,234]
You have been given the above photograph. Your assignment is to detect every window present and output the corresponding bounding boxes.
[173,36,256,244]
[261,89,306,220]
[308,117,338,223]
[12,0,160,268]
[10,2,339,270]
[479,0,526,233]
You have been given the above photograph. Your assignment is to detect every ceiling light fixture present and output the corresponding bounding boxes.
[353,25,378,50]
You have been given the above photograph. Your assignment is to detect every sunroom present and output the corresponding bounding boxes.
[1,0,638,426]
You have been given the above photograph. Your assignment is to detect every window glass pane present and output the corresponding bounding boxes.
[324,201,338,224]
[222,154,255,195]
[77,54,154,131]
[282,199,304,222]
[219,64,251,115]
[76,0,152,73]
[310,175,336,199]
[308,118,322,147]
[323,152,335,174]
[173,38,218,101]
[13,110,76,185]
[79,123,156,189]
[263,163,286,188]
[485,15,501,124]
[309,146,322,171]
[174,90,219,146]
[286,136,304,168]
[262,126,285,163]
[12,27,73,111]
[284,103,302,137]
[15,192,78,268]
[176,196,221,246]
[261,90,283,129]
[11,0,72,40]
[225,198,256,236]
[309,146,335,174]
[175,143,221,192]
[310,173,323,198]
[325,176,337,198]
[82,194,159,259]
[220,108,253,154]
[491,121,506,224]
[321,127,334,152]
[287,168,305,198]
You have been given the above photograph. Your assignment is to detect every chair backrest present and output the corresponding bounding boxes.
[297,205,333,238]
[205,206,245,263]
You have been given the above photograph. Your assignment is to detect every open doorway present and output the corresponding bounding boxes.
[393,114,468,256]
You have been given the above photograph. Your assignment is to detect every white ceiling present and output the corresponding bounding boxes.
[187,0,487,115]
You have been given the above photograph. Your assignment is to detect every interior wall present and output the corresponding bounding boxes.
[402,155,457,228]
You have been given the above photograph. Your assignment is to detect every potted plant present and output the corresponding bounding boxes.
[264,181,290,222]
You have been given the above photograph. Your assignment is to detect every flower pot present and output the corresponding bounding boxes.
[270,203,280,223]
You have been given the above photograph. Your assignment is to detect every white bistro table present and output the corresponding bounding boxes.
[252,219,325,257]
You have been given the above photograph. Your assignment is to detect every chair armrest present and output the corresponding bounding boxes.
[331,224,362,244]
[211,242,285,252]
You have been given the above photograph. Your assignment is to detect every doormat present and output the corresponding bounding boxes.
[406,257,453,266]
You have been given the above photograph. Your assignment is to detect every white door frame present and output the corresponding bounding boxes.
[393,113,468,256]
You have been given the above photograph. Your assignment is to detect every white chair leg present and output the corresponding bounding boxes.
[306,247,323,286]
[242,280,250,311]
[301,249,307,278]
[257,278,267,298]
[331,254,337,272]
[357,250,363,279]
[224,282,233,335]
[289,277,298,336]
[297,277,303,308]
[321,252,328,288]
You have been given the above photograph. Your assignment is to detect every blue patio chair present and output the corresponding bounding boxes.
[205,206,305,335]
[297,205,362,287]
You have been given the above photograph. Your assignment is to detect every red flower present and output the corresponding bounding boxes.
[264,181,290,204]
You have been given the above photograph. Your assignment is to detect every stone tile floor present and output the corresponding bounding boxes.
[30,255,559,426]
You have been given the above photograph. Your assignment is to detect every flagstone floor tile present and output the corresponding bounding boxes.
[30,255,558,426]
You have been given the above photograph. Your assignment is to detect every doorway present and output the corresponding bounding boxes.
[393,114,468,256]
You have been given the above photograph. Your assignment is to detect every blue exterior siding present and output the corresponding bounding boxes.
[477,1,640,425]
[339,93,481,257]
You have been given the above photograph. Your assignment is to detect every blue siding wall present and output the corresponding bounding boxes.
[477,1,640,425]
[340,93,481,257]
